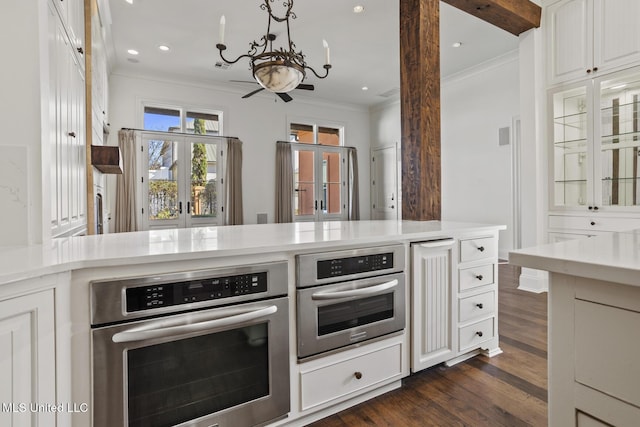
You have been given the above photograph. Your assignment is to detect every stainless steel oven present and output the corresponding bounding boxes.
[91,262,290,427]
[296,245,405,359]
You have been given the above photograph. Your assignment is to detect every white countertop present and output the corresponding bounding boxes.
[0,220,505,285]
[509,229,640,287]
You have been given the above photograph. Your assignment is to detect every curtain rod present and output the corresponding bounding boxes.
[120,128,240,140]
[277,140,356,150]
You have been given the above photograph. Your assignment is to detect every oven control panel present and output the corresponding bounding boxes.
[125,272,268,312]
[317,253,394,279]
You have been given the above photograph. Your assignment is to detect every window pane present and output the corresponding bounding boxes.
[294,149,315,215]
[148,139,178,220]
[190,142,218,218]
[144,107,181,132]
[186,112,220,135]
[290,123,314,144]
[319,126,340,146]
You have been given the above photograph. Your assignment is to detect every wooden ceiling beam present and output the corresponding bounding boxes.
[443,0,541,36]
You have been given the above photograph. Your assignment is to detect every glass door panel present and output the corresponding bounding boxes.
[188,140,220,226]
[598,73,640,207]
[551,86,590,208]
[294,148,316,218]
[147,137,180,226]
[321,150,342,217]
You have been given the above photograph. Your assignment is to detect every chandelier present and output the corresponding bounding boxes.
[216,0,331,94]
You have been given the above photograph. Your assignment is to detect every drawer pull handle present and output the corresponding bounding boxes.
[590,221,596,226]
[354,372,363,380]
[475,274,483,281]
[476,303,484,309]
[475,331,483,337]
[477,246,485,252]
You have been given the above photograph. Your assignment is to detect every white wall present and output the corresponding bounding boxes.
[106,73,371,226]
[369,52,520,259]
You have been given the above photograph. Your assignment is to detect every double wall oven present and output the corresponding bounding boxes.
[91,262,289,427]
[296,245,406,359]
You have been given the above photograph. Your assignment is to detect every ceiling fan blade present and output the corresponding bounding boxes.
[296,83,315,91]
[277,92,293,102]
[242,87,265,98]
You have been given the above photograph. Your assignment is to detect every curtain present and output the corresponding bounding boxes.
[275,142,293,223]
[348,147,360,220]
[114,129,138,232]
[225,138,243,225]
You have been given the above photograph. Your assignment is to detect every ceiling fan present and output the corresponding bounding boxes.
[230,80,315,102]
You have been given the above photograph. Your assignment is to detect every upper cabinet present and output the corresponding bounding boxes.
[51,0,85,65]
[549,66,640,213]
[546,0,640,86]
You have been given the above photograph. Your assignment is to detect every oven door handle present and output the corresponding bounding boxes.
[311,279,399,300]
[111,305,278,343]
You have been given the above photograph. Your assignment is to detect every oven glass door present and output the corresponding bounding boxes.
[297,273,405,358]
[92,297,289,427]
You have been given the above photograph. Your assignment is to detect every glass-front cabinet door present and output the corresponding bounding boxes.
[550,84,593,209]
[596,71,640,209]
[549,66,640,213]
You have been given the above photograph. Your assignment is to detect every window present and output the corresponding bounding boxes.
[289,121,347,221]
[141,104,225,229]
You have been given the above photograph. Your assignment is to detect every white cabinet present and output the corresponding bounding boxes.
[548,273,640,426]
[49,2,87,237]
[546,0,640,85]
[50,0,85,66]
[450,234,500,364]
[548,66,640,238]
[0,290,56,427]
[410,240,455,372]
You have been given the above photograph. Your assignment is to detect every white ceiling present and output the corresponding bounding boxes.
[104,0,519,107]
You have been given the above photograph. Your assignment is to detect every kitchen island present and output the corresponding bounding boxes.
[510,230,640,427]
[0,220,504,427]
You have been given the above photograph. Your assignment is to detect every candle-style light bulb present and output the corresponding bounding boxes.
[219,15,226,45]
[323,39,330,65]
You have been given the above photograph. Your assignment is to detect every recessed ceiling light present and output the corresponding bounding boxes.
[362,86,368,91]
[353,5,364,13]
[452,42,462,48]
[127,49,139,55]
[158,45,170,51]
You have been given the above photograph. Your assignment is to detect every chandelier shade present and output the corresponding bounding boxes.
[216,0,330,96]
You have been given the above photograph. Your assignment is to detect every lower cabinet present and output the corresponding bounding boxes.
[549,273,640,426]
[0,288,56,427]
[547,213,640,243]
[411,232,501,373]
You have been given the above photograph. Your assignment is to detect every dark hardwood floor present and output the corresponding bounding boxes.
[308,263,548,427]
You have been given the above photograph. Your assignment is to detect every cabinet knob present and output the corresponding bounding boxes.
[588,206,593,210]
[475,274,483,281]
[477,246,485,252]
[68,131,76,138]
[77,47,84,55]
[586,69,592,73]
[590,221,596,226]
[354,372,363,380]
[593,206,599,211]
[593,67,598,72]
[475,331,484,337]
[476,303,484,309]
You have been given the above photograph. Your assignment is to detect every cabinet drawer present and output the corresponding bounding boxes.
[548,214,640,232]
[575,299,640,408]
[459,237,497,263]
[300,343,402,411]
[459,264,494,292]
[458,317,495,352]
[459,290,496,323]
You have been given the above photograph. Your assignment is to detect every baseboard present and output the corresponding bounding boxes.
[518,267,549,293]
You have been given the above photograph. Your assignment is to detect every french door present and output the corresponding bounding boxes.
[141,132,224,230]
[293,144,347,221]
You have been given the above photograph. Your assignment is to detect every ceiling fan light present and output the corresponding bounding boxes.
[253,61,305,93]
